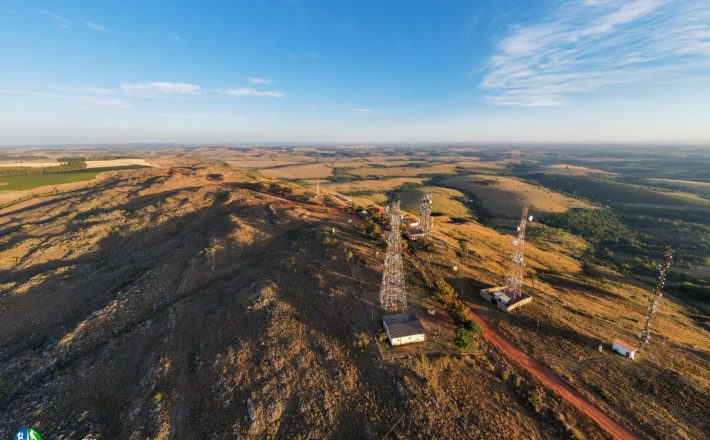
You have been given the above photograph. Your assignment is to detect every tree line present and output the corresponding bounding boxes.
[0,160,87,177]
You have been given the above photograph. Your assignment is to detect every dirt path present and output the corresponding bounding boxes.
[467,308,639,440]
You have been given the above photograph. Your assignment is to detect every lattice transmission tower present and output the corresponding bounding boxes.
[505,207,532,298]
[639,246,673,347]
[419,193,433,234]
[380,200,407,313]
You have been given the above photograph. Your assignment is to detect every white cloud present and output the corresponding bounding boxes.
[121,82,201,97]
[84,20,110,33]
[224,87,285,98]
[37,7,73,29]
[75,96,130,109]
[248,77,273,85]
[482,0,710,106]
[287,51,319,61]
[0,87,131,109]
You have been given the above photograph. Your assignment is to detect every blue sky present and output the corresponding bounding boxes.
[1,0,709,145]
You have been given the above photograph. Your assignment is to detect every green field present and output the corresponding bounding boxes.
[0,166,145,191]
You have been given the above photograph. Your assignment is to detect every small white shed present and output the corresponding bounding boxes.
[612,339,638,360]
[383,313,426,346]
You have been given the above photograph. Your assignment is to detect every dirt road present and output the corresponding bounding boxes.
[467,308,639,440]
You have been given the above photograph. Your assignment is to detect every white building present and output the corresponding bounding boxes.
[612,339,638,360]
[335,193,352,204]
[480,286,532,312]
[383,313,426,346]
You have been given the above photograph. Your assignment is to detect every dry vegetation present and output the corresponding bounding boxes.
[441,174,593,219]
[0,163,610,439]
[1,145,708,439]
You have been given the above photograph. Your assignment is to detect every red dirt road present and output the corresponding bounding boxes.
[468,309,639,440]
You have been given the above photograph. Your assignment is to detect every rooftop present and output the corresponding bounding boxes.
[383,313,426,339]
[613,339,638,352]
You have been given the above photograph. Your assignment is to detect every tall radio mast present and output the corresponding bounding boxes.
[380,200,407,313]
[419,193,433,234]
[639,246,673,347]
[505,207,532,298]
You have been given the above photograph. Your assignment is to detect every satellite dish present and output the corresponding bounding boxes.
[517,226,521,231]
[528,215,534,221]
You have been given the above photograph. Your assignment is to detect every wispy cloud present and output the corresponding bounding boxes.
[167,33,182,41]
[0,87,130,109]
[84,20,110,33]
[287,51,319,61]
[75,96,130,109]
[121,82,201,97]
[481,0,710,106]
[224,87,285,98]
[248,77,273,85]
[36,7,73,29]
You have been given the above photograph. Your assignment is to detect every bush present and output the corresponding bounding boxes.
[365,220,382,238]
[434,276,456,301]
[454,327,473,349]
[449,301,470,324]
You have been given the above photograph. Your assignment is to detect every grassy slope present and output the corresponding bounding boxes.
[0,165,608,439]
[424,216,710,440]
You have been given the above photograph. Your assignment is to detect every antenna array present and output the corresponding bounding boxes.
[380,200,407,313]
[505,207,531,298]
[419,193,433,234]
[639,246,673,347]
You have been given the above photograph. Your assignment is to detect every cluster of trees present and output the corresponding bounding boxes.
[545,208,632,245]
[0,160,87,177]
[432,276,483,349]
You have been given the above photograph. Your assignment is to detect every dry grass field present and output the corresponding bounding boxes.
[441,174,593,219]
[320,177,425,193]
[347,163,458,178]
[540,164,614,176]
[398,186,472,219]
[259,162,334,179]
[1,146,707,439]
[0,163,613,439]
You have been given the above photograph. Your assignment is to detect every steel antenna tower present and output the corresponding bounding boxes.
[419,193,433,234]
[380,200,407,313]
[639,246,673,347]
[506,207,531,298]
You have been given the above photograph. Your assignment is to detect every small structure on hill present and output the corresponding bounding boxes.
[383,313,426,346]
[612,339,638,360]
[404,229,427,241]
[380,200,425,346]
[480,207,534,312]
[480,286,532,312]
[335,193,352,204]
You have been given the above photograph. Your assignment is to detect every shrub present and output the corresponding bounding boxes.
[454,326,473,349]
[365,220,381,238]
[434,276,456,301]
[449,301,471,325]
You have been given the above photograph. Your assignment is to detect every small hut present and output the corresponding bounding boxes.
[612,339,638,360]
